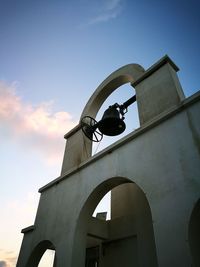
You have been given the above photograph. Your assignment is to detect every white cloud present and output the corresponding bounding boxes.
[0,192,39,267]
[0,81,77,164]
[0,192,56,267]
[0,261,8,267]
[0,256,16,267]
[105,0,122,10]
[87,0,123,25]
[0,82,77,266]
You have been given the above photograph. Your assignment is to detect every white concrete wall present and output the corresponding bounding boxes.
[16,56,200,267]
[17,94,200,267]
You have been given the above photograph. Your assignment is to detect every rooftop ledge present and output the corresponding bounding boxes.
[39,90,200,193]
[132,54,179,87]
[21,225,35,234]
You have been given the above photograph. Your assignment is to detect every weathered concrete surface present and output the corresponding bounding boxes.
[61,63,145,174]
[16,56,200,267]
[133,56,185,124]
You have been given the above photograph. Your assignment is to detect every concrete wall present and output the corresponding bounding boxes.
[16,56,200,267]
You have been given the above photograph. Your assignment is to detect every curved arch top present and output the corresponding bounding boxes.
[25,240,55,267]
[71,176,157,267]
[80,63,145,120]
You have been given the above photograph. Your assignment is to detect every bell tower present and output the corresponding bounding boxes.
[17,55,200,267]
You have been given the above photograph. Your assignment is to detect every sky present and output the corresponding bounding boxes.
[0,0,199,266]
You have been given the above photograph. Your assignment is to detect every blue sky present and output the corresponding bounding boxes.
[0,0,199,266]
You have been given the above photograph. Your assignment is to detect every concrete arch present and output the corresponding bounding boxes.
[71,176,157,267]
[25,240,56,267]
[61,63,145,174]
[80,64,145,120]
[188,198,200,267]
[76,176,132,219]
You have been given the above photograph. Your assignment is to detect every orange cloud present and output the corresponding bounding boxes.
[0,261,7,267]
[0,192,39,267]
[0,250,17,267]
[0,81,77,164]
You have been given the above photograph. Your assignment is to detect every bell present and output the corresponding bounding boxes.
[97,106,126,136]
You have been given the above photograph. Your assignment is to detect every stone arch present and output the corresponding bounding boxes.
[61,63,145,174]
[188,198,200,267]
[71,176,157,267]
[25,240,56,267]
[80,63,145,120]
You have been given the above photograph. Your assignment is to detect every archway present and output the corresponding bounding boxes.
[189,199,200,267]
[92,83,140,155]
[61,63,144,174]
[25,240,56,267]
[81,64,144,120]
[71,177,157,267]
[80,64,144,159]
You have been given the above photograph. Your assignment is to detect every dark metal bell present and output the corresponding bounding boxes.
[97,106,126,136]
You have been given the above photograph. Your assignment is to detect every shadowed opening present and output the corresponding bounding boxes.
[71,177,157,267]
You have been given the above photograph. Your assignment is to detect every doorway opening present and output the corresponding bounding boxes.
[72,178,157,267]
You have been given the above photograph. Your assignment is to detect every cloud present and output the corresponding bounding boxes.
[0,251,17,267]
[0,253,16,267]
[0,193,39,267]
[0,81,77,164]
[87,0,123,25]
[0,261,7,267]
